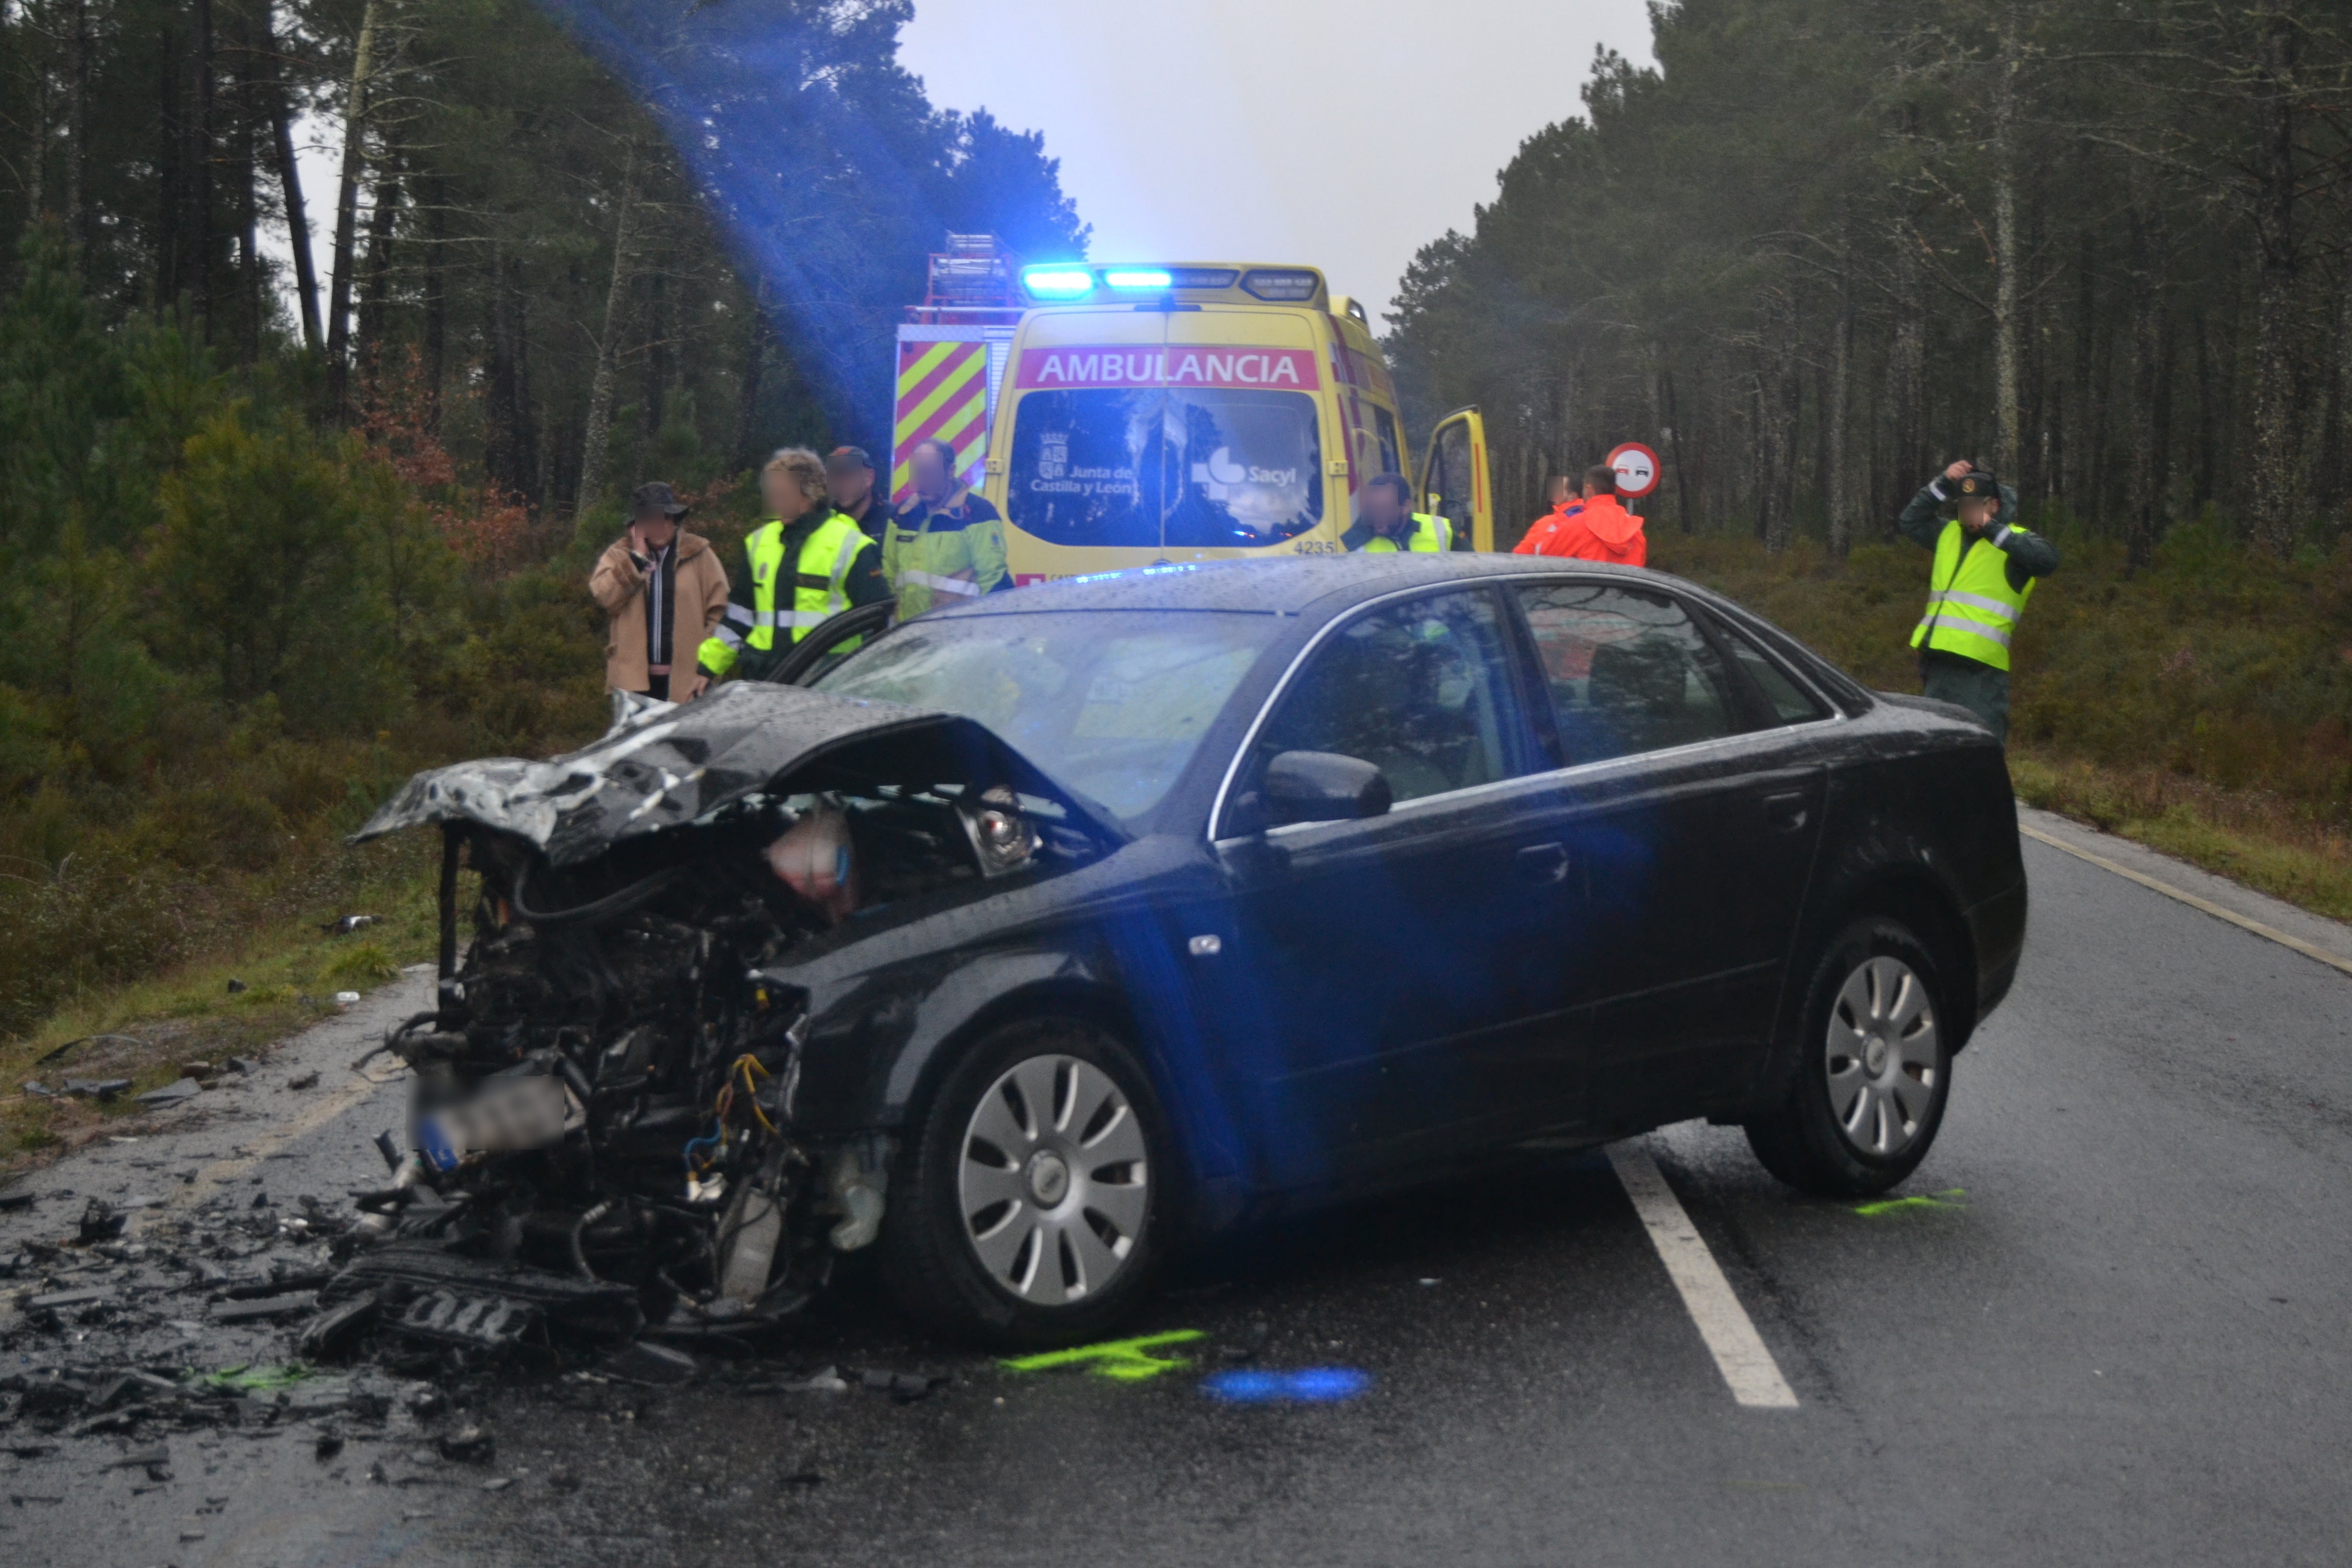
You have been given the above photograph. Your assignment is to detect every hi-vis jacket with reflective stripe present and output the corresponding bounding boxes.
[1341,511,1452,552]
[1910,521,2036,670]
[1896,473,2057,675]
[699,511,873,679]
[884,490,1010,619]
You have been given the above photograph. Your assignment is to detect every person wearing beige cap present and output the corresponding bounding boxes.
[589,481,729,702]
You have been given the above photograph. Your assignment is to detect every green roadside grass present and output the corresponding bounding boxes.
[2009,751,2352,922]
[0,841,439,1168]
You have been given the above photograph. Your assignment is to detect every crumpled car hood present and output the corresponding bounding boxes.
[353,681,1121,865]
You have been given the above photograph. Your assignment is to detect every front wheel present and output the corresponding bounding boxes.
[1745,917,1953,1197]
[879,1017,1168,1348]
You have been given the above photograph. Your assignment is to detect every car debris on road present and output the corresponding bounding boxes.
[292,680,1112,1364]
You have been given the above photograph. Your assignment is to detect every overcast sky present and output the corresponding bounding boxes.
[899,0,1658,326]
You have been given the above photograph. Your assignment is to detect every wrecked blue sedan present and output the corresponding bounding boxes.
[347,555,2024,1350]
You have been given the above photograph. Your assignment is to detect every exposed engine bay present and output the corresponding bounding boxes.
[307,683,1113,1357]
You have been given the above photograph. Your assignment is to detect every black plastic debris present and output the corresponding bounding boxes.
[63,1078,133,1101]
[0,1189,35,1212]
[227,1057,257,1075]
[598,1342,700,1387]
[7,1375,91,1415]
[226,1270,331,1299]
[34,1033,145,1066]
[226,977,248,994]
[856,1368,947,1404]
[135,1079,202,1108]
[436,1426,495,1465]
[322,915,380,936]
[103,1444,171,1471]
[314,1431,346,1461]
[297,1293,382,1360]
[327,1238,644,1345]
[5,1443,59,1459]
[89,1371,179,1411]
[407,1389,449,1421]
[211,1293,318,1324]
[286,1071,321,1091]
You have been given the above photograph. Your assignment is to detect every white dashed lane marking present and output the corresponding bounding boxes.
[1607,1142,1799,1409]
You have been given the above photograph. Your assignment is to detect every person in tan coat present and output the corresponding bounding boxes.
[590,481,729,702]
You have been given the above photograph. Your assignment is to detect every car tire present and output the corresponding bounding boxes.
[879,1017,1168,1348]
[1745,916,1953,1197]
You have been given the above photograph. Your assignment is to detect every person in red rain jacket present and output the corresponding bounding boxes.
[1537,464,1648,566]
[1513,474,1581,555]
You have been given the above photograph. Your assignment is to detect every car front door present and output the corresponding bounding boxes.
[1196,586,1580,1190]
[1506,579,1829,1131]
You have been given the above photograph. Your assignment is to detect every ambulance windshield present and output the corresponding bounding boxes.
[1007,388,1324,550]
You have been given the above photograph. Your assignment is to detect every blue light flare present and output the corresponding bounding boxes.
[1103,268,1175,290]
[1023,266,1096,298]
[1201,1367,1373,1404]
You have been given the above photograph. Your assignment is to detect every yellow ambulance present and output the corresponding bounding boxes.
[980,263,1493,583]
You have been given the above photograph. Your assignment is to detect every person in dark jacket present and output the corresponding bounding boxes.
[1897,458,2060,744]
[824,446,894,542]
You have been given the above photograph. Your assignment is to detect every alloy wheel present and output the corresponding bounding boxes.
[958,1054,1150,1306]
[1824,955,1940,1157]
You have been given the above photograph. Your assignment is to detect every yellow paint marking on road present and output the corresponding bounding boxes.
[2017,821,2352,979]
[134,1066,403,1237]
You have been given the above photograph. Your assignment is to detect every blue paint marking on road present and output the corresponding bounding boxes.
[1201,1367,1372,1404]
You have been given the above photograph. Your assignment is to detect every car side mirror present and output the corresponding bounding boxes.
[1261,750,1391,826]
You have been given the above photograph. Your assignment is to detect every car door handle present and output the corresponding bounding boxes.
[1762,792,1810,833]
[1517,842,1571,886]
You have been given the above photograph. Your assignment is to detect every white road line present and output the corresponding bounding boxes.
[1607,1142,1799,1409]
[2017,821,2352,979]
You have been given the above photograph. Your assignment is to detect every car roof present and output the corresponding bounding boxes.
[929,554,1678,620]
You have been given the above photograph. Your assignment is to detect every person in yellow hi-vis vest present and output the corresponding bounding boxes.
[697,448,891,685]
[1899,458,2059,745]
[884,438,1011,618]
[1340,473,1451,552]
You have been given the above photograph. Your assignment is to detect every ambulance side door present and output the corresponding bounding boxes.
[1417,408,1495,551]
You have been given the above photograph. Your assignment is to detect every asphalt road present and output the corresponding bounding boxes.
[6,807,2351,1567]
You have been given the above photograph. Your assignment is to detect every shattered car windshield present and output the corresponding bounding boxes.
[814,609,1281,820]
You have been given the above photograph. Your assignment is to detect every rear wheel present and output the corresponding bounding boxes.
[880,1017,1167,1347]
[1745,917,1952,1197]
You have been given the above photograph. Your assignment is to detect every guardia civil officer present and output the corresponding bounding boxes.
[1898,458,2059,745]
[1342,472,1451,552]
[697,447,890,684]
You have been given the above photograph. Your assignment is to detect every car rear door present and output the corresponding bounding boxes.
[1197,585,1581,1189]
[1504,579,1831,1130]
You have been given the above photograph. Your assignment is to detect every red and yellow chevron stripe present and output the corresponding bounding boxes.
[892,340,988,503]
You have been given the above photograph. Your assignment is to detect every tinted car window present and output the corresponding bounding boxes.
[1006,388,1323,551]
[1714,619,1830,725]
[1258,590,1530,804]
[1512,582,1742,763]
[814,610,1283,821]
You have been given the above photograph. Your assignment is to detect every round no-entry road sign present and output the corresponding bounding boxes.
[1607,442,1661,499]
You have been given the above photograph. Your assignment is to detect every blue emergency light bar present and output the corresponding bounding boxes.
[1102,268,1174,290]
[1021,266,1095,299]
